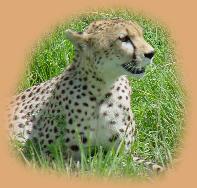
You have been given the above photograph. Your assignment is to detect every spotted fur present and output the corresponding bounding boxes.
[8,19,164,173]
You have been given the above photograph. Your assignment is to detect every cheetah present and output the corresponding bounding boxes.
[8,19,164,173]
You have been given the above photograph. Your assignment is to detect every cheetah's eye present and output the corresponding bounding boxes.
[119,35,131,43]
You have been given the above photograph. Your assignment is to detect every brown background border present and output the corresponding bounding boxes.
[0,0,196,187]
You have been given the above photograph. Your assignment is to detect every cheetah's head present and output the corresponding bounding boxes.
[65,19,154,79]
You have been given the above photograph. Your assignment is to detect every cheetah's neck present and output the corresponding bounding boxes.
[63,54,122,99]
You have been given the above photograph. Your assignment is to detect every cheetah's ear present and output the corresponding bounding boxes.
[65,29,90,49]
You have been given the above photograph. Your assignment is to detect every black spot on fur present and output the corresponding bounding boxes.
[109,120,116,125]
[109,134,119,142]
[48,140,53,144]
[76,95,81,99]
[83,102,88,107]
[82,85,88,90]
[128,115,131,121]
[90,96,96,101]
[69,80,73,85]
[108,103,113,107]
[68,118,73,124]
[54,127,58,133]
[71,130,75,134]
[21,95,26,100]
[105,92,112,98]
[103,112,107,116]
[118,96,122,100]
[77,109,82,113]
[14,115,18,120]
[70,145,79,151]
[81,136,87,143]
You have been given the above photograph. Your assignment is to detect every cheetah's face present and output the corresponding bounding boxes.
[65,20,154,78]
[115,31,154,77]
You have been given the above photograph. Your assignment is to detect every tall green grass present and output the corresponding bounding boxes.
[14,9,185,179]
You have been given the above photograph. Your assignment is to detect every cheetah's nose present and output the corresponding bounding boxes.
[144,51,154,59]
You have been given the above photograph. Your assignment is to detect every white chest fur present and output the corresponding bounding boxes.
[93,76,134,148]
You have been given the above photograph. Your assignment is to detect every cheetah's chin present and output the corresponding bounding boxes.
[121,62,145,75]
